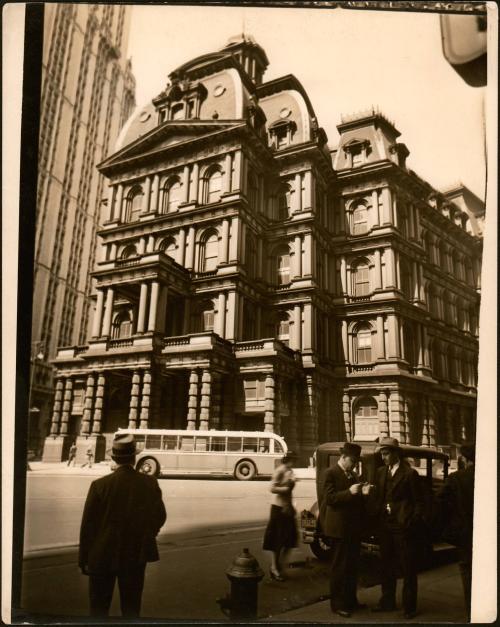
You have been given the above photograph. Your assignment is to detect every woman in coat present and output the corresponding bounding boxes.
[262,452,298,580]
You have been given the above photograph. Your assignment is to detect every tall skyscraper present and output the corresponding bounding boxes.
[31,4,136,455]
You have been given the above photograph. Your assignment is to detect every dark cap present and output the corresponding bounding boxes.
[459,442,475,462]
[112,433,136,459]
[340,442,362,459]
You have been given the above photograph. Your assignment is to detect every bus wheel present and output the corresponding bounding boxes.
[234,460,256,481]
[310,536,334,561]
[137,457,159,477]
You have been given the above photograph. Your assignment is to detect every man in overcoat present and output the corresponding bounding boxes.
[436,442,475,620]
[320,442,372,617]
[79,433,167,618]
[371,437,425,620]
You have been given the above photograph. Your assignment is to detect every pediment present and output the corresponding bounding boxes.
[99,121,242,171]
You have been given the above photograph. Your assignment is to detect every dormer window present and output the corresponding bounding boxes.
[171,103,184,120]
[343,138,371,168]
[153,78,207,122]
[269,118,297,150]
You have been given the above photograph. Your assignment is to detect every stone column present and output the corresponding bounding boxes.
[427,398,437,446]
[49,378,64,435]
[303,170,312,210]
[186,226,195,270]
[385,248,397,288]
[376,315,385,360]
[341,319,349,362]
[340,255,347,294]
[101,288,115,337]
[374,249,382,290]
[106,185,115,222]
[381,187,392,224]
[389,390,404,441]
[304,375,319,448]
[190,163,199,203]
[211,375,222,429]
[379,390,390,437]
[225,291,236,340]
[303,303,313,351]
[229,216,240,262]
[187,370,199,429]
[232,150,242,191]
[114,184,124,222]
[142,176,152,214]
[220,219,230,264]
[139,370,151,429]
[303,233,312,275]
[199,369,212,430]
[224,153,232,193]
[445,403,454,444]
[217,292,227,337]
[417,324,425,369]
[264,373,275,432]
[237,293,244,341]
[177,228,186,266]
[292,305,302,350]
[137,283,149,334]
[256,238,263,278]
[293,173,302,213]
[392,192,399,228]
[182,165,190,203]
[91,373,105,435]
[147,281,160,331]
[150,174,160,214]
[109,243,117,260]
[59,378,73,435]
[371,189,380,227]
[387,314,400,358]
[294,235,302,278]
[80,374,96,435]
[128,370,141,429]
[138,237,146,255]
[240,222,247,265]
[91,289,105,338]
[342,393,351,440]
[146,236,154,253]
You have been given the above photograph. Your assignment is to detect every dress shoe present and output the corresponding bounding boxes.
[371,605,396,613]
[333,609,351,618]
[269,568,285,582]
[403,610,418,620]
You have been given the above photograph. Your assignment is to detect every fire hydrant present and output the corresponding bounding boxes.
[217,548,264,621]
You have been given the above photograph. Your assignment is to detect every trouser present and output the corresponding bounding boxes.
[330,538,361,611]
[89,564,146,618]
[379,528,418,613]
[457,546,472,620]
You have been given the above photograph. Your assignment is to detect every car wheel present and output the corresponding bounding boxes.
[234,460,256,481]
[137,457,159,477]
[310,535,334,561]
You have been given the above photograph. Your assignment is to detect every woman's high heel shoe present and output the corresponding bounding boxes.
[270,568,285,581]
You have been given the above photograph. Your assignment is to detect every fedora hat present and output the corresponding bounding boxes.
[459,441,475,462]
[375,436,401,453]
[111,433,136,459]
[340,442,362,459]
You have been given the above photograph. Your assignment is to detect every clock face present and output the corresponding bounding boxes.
[279,107,291,119]
[214,84,226,97]
[139,111,151,123]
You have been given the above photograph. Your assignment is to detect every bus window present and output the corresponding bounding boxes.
[258,439,269,453]
[163,435,178,450]
[135,435,146,452]
[210,437,226,451]
[227,437,242,452]
[243,437,258,452]
[181,436,194,451]
[274,440,284,454]
[195,437,208,451]
[146,435,161,449]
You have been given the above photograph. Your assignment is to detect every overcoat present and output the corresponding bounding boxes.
[436,465,474,549]
[320,464,364,539]
[373,461,425,532]
[79,465,167,574]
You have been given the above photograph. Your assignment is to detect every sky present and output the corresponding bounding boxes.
[127,5,488,199]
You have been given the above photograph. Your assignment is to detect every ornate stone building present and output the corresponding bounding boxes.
[32,4,135,455]
[42,35,482,464]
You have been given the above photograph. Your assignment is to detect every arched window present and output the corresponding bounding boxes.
[159,237,176,259]
[161,177,182,213]
[399,258,412,299]
[124,186,143,223]
[121,244,138,259]
[204,168,223,204]
[352,203,368,235]
[273,245,291,286]
[200,231,219,272]
[355,324,372,363]
[353,397,379,441]
[352,259,370,296]
[112,310,132,339]
[277,312,290,346]
[170,102,184,120]
[278,182,292,220]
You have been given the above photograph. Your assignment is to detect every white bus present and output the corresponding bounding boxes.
[115,428,288,480]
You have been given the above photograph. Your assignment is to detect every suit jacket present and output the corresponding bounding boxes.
[373,461,425,533]
[320,464,364,539]
[79,465,167,574]
[436,465,474,549]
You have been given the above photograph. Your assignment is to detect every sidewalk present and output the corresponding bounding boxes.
[265,561,466,623]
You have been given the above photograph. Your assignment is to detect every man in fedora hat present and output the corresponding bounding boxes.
[371,437,425,620]
[320,442,373,618]
[437,442,475,620]
[79,433,167,618]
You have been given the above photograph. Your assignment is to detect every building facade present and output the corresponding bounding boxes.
[42,35,482,465]
[32,4,135,455]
